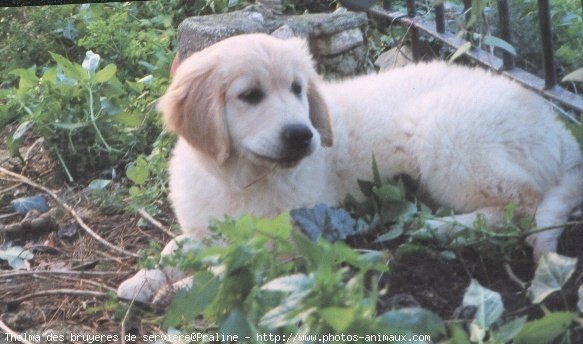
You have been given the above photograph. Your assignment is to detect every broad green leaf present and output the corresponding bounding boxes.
[50,52,81,79]
[126,156,149,185]
[321,307,354,331]
[371,154,382,187]
[164,271,220,327]
[95,64,117,83]
[562,68,583,83]
[578,284,583,313]
[220,308,252,339]
[378,307,446,336]
[527,252,577,303]
[261,273,313,293]
[10,68,39,92]
[493,316,527,343]
[0,246,33,270]
[373,183,403,202]
[514,312,576,344]
[88,179,111,190]
[462,279,503,330]
[483,35,517,56]
[290,203,359,242]
[375,226,403,242]
[100,97,121,116]
[449,42,472,63]
[256,212,292,239]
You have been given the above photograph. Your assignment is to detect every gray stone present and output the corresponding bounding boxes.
[312,28,364,56]
[177,5,369,77]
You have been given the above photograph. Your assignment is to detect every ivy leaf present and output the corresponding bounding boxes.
[527,252,577,304]
[462,279,504,330]
[0,245,34,270]
[514,312,576,344]
[493,316,527,343]
[11,195,49,214]
[291,203,363,242]
[220,308,252,339]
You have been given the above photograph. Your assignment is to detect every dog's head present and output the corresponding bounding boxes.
[158,33,333,167]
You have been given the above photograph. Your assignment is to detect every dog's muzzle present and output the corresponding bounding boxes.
[279,123,314,164]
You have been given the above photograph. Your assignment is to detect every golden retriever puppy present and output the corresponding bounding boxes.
[117,33,583,302]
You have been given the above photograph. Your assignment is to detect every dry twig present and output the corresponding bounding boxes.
[0,320,36,344]
[0,166,139,258]
[13,288,109,303]
[138,208,175,238]
[0,270,129,278]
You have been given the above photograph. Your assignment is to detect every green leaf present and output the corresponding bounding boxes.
[95,64,117,83]
[527,252,577,303]
[378,307,446,336]
[373,183,403,202]
[449,42,472,63]
[493,316,527,343]
[12,121,33,141]
[113,112,143,127]
[88,179,111,190]
[164,271,220,327]
[50,52,82,80]
[514,312,576,344]
[462,279,503,330]
[53,122,86,130]
[126,156,149,185]
[375,226,403,242]
[371,154,382,187]
[321,307,354,331]
[578,285,583,313]
[220,308,252,339]
[10,68,39,92]
[0,246,34,270]
[483,35,517,56]
[261,273,314,293]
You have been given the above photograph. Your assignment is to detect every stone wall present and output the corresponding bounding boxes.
[176,5,368,79]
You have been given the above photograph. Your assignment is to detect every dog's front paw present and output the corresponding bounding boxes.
[117,269,169,303]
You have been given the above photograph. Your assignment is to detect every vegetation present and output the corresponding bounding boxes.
[0,0,581,343]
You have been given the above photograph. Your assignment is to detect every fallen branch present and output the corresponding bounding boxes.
[138,208,176,238]
[0,166,139,258]
[13,288,109,303]
[0,320,35,344]
[0,270,129,278]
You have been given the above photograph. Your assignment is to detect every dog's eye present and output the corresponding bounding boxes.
[238,88,264,104]
[291,81,302,97]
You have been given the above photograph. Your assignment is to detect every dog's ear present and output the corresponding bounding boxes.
[308,81,333,147]
[158,58,230,163]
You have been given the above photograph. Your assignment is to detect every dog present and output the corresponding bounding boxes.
[117,33,583,303]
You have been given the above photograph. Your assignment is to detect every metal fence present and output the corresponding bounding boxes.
[342,0,583,115]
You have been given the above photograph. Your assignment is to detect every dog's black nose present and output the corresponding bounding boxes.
[281,124,313,152]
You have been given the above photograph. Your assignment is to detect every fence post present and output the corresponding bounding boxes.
[497,0,514,70]
[406,0,421,61]
[538,0,557,89]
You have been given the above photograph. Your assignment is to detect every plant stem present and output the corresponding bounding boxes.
[87,84,117,152]
[55,148,74,183]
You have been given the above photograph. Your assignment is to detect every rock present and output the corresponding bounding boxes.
[177,5,369,78]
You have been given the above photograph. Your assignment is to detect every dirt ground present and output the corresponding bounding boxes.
[1,126,582,343]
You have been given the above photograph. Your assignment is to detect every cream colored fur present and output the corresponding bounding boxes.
[117,33,583,303]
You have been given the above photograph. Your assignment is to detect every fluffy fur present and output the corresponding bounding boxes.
[118,33,583,303]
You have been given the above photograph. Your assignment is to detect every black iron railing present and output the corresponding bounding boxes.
[346,0,583,114]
